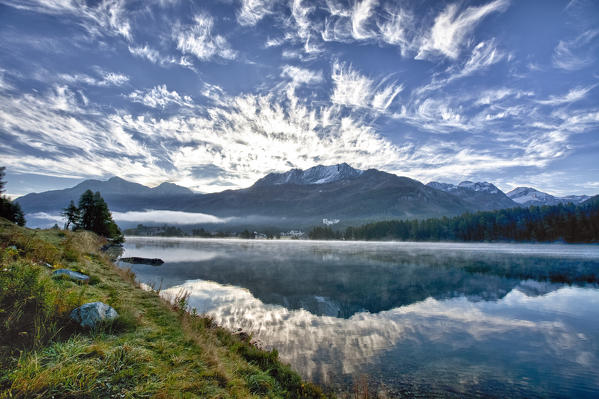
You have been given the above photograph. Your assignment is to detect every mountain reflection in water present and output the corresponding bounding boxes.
[120,238,599,398]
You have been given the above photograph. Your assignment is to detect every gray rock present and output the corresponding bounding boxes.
[52,269,90,282]
[70,302,119,328]
[119,257,164,266]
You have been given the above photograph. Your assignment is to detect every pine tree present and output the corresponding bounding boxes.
[72,190,123,242]
[61,200,80,230]
[77,190,96,231]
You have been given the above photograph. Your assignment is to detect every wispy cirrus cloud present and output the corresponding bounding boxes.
[0,80,405,192]
[127,85,194,109]
[350,0,379,40]
[536,86,595,106]
[280,65,323,87]
[552,29,599,71]
[3,0,133,41]
[322,0,386,44]
[173,14,237,61]
[416,0,509,60]
[59,70,129,87]
[330,61,403,112]
[237,0,275,27]
[414,40,506,97]
[1,0,598,198]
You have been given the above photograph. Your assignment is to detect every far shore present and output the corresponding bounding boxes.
[123,235,599,257]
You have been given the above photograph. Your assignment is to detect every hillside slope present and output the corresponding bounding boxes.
[16,176,194,213]
[0,220,330,398]
[17,166,474,227]
[188,169,471,222]
[426,181,518,211]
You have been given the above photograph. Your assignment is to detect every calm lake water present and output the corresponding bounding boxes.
[119,237,599,398]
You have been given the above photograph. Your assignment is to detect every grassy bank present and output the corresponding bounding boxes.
[0,218,331,398]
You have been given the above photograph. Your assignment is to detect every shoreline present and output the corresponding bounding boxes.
[0,219,333,398]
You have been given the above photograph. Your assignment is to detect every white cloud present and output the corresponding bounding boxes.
[102,72,129,86]
[351,0,378,40]
[173,14,237,61]
[552,30,598,71]
[237,0,274,27]
[5,0,132,41]
[128,45,195,69]
[265,37,284,47]
[416,0,509,60]
[128,44,161,63]
[26,212,65,223]
[321,0,380,43]
[0,80,407,193]
[281,0,324,57]
[280,65,323,86]
[281,49,300,59]
[162,278,598,385]
[112,210,230,224]
[58,70,129,87]
[474,88,533,106]
[537,86,594,106]
[127,85,194,109]
[459,40,505,77]
[411,40,506,100]
[0,85,168,184]
[0,70,14,91]
[289,0,314,41]
[377,6,413,54]
[330,62,403,111]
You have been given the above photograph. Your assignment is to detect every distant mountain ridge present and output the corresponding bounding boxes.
[426,180,517,211]
[507,187,590,207]
[254,163,363,186]
[17,177,193,214]
[15,165,596,228]
[17,165,470,227]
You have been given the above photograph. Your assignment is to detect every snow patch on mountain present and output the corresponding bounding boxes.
[427,181,500,194]
[255,163,363,186]
[426,182,458,192]
[457,181,499,194]
[507,187,590,206]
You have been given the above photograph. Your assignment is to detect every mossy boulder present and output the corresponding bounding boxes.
[70,302,118,328]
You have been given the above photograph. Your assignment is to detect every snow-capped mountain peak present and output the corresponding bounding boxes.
[457,181,499,194]
[426,180,516,211]
[427,181,500,194]
[507,187,554,205]
[507,187,590,206]
[254,163,364,186]
[426,182,458,192]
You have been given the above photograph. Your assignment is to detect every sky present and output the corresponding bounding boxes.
[0,0,598,198]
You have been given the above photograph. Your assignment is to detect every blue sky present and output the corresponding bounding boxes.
[1,0,598,197]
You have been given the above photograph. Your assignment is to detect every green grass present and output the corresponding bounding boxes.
[0,219,332,398]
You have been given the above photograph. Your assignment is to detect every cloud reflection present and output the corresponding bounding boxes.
[160,279,599,391]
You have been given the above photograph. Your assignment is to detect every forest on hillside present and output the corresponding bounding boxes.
[309,196,599,243]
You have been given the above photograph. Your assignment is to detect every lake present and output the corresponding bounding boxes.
[119,237,599,398]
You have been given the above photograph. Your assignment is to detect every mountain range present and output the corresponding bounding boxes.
[505,187,589,207]
[16,164,595,228]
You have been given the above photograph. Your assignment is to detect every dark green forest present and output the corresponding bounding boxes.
[309,196,599,243]
[62,190,123,243]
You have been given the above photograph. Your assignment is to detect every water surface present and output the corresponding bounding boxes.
[119,238,599,398]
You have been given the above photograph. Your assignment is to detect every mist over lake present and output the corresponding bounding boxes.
[119,238,599,398]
